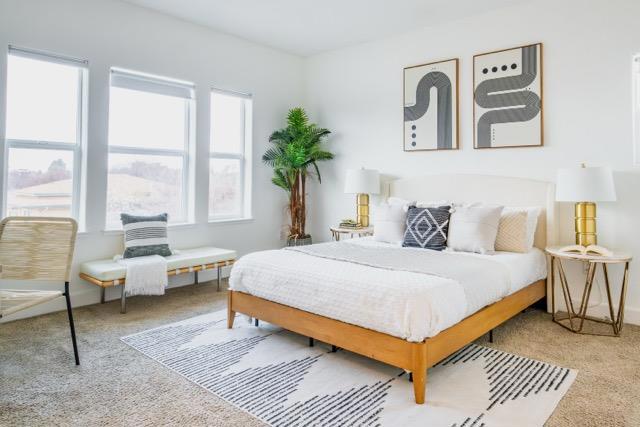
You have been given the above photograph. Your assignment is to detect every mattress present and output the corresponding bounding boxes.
[229,238,547,342]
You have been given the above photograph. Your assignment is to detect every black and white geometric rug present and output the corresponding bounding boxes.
[121,310,576,427]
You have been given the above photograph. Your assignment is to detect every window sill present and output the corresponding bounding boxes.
[208,217,253,225]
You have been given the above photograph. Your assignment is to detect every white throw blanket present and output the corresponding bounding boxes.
[285,241,511,313]
[118,255,168,296]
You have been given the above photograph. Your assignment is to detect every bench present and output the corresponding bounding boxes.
[79,247,236,313]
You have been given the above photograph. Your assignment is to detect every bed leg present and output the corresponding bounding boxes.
[100,287,105,304]
[309,337,314,347]
[254,318,259,327]
[412,343,427,404]
[227,291,235,329]
[489,329,494,343]
[413,369,426,404]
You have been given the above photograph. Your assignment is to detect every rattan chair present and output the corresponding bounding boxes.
[0,217,80,365]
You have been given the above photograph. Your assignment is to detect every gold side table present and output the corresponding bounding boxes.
[546,246,632,337]
[330,226,373,241]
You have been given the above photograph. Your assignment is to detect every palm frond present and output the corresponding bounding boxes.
[271,169,290,192]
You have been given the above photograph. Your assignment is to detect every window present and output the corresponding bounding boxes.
[209,89,252,220]
[3,46,87,219]
[634,55,640,165]
[106,68,195,228]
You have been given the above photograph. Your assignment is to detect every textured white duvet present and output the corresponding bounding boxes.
[229,238,547,342]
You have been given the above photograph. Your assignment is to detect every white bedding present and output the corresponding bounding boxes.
[229,238,547,342]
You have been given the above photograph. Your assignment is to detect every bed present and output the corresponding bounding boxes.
[227,174,557,404]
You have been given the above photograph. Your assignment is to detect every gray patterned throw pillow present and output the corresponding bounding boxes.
[402,206,451,250]
[121,213,172,259]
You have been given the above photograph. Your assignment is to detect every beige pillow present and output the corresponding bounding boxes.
[495,207,540,253]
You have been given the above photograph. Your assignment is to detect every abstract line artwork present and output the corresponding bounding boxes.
[403,58,458,151]
[474,43,543,148]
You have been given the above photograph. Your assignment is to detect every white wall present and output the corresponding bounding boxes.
[0,0,304,320]
[305,0,640,324]
[3,0,640,325]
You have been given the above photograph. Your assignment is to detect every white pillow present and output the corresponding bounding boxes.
[372,202,407,244]
[495,207,540,253]
[447,205,504,254]
[415,200,449,208]
[388,197,416,211]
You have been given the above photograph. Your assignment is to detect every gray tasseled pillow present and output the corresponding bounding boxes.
[121,213,172,259]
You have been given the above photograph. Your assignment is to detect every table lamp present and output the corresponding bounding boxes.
[556,163,616,255]
[344,168,380,227]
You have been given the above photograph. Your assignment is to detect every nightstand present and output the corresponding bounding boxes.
[330,226,373,241]
[546,246,632,337]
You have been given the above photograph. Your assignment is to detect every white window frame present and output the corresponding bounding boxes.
[209,88,253,222]
[633,55,640,165]
[106,68,195,228]
[2,46,88,223]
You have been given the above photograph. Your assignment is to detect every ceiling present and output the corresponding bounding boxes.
[121,0,525,56]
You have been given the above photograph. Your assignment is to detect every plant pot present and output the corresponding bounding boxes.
[286,235,312,247]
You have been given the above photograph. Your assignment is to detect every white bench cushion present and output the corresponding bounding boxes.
[80,247,237,282]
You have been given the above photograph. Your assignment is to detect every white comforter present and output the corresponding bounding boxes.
[229,238,547,342]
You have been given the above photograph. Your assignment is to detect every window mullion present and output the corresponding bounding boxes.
[6,139,78,151]
[72,67,84,221]
[209,152,243,160]
[108,145,184,157]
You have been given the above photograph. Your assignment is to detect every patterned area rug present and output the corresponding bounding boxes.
[121,310,576,427]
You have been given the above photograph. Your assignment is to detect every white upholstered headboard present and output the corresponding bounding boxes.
[388,174,557,249]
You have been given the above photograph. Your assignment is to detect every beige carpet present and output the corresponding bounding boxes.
[1,281,639,426]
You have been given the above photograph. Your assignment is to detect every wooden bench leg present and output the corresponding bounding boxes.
[217,266,221,292]
[120,285,127,314]
[227,291,235,329]
[100,287,105,304]
[194,270,199,285]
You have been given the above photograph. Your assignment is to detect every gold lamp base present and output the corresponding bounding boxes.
[575,202,597,246]
[356,193,370,227]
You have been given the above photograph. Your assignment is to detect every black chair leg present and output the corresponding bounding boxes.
[489,329,494,343]
[64,282,80,365]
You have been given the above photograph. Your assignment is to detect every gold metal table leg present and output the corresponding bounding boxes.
[602,263,618,335]
[615,262,630,334]
[576,262,597,333]
[552,256,628,337]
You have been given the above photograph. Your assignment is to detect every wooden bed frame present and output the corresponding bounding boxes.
[228,280,545,404]
[227,174,557,404]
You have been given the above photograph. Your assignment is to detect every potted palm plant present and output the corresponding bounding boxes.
[263,108,334,246]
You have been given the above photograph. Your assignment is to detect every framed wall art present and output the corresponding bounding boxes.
[473,43,543,149]
[403,58,459,151]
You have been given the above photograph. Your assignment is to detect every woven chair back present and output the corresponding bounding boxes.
[0,217,77,281]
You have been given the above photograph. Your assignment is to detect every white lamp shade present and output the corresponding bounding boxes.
[344,168,380,194]
[556,166,616,202]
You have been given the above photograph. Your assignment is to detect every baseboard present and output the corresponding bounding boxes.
[0,268,231,323]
